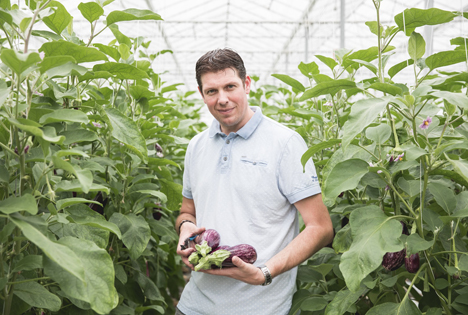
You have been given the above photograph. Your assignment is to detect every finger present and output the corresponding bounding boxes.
[231,256,245,268]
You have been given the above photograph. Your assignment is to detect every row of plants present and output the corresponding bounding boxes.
[259,2,468,315]
[0,1,205,314]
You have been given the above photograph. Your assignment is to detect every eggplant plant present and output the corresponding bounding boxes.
[0,1,206,314]
[268,3,468,315]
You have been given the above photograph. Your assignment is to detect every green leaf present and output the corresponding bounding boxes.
[78,2,104,23]
[54,149,89,158]
[459,255,468,272]
[408,32,426,60]
[429,91,468,110]
[406,234,434,255]
[369,82,403,96]
[39,55,76,73]
[93,43,121,62]
[301,139,341,171]
[13,281,61,312]
[298,61,320,78]
[289,289,312,315]
[0,194,37,215]
[343,47,379,69]
[365,21,382,36]
[272,74,305,92]
[339,206,404,292]
[428,182,456,214]
[39,109,89,125]
[446,156,468,183]
[39,41,108,63]
[323,159,369,205]
[397,178,421,197]
[395,8,456,35]
[55,180,109,194]
[52,156,93,193]
[56,198,101,211]
[106,8,162,25]
[388,59,414,78]
[61,129,98,145]
[12,255,43,272]
[365,124,392,144]
[68,215,122,240]
[332,224,352,253]
[43,1,72,35]
[160,178,183,210]
[315,54,338,70]
[325,285,368,315]
[299,80,356,101]
[133,190,167,204]
[350,59,377,74]
[94,62,149,80]
[43,237,119,314]
[109,213,150,260]
[367,299,422,315]
[301,297,328,311]
[0,49,41,75]
[104,108,148,161]
[425,50,467,71]
[342,97,389,149]
[44,62,88,79]
[10,215,86,282]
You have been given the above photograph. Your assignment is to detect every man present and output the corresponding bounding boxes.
[175,48,333,315]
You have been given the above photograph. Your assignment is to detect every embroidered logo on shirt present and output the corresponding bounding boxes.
[311,175,318,182]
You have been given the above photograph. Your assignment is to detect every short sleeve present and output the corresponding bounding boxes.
[182,141,193,199]
[278,134,321,204]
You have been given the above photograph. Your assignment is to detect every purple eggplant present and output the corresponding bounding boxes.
[195,229,220,250]
[382,249,406,271]
[405,253,420,273]
[215,244,257,267]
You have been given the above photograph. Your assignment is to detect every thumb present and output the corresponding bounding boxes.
[231,256,245,268]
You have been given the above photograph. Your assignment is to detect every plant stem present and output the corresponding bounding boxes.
[7,276,50,285]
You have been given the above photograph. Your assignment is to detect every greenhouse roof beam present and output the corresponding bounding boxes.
[268,0,319,74]
[144,0,188,86]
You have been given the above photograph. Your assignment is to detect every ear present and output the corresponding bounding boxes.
[244,76,252,94]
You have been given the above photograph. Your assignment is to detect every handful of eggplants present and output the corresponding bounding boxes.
[382,221,420,273]
[181,229,257,271]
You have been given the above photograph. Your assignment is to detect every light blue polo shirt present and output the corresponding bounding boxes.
[178,106,321,315]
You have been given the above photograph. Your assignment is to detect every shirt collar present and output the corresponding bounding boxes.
[208,106,263,139]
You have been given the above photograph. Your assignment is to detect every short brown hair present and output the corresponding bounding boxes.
[195,48,247,91]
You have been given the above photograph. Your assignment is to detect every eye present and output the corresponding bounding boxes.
[206,89,216,95]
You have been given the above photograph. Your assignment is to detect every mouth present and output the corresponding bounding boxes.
[218,107,235,115]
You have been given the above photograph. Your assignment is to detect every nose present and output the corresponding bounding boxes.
[218,90,228,105]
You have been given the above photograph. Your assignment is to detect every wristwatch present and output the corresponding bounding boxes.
[258,265,272,286]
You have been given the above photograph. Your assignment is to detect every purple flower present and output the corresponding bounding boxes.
[377,170,383,174]
[419,116,432,129]
[92,122,102,128]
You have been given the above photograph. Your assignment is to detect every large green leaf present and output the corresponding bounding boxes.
[395,8,456,35]
[365,123,392,144]
[11,255,43,272]
[56,198,101,211]
[388,59,414,78]
[78,2,104,23]
[425,50,467,71]
[429,91,468,110]
[367,299,422,315]
[271,74,305,92]
[315,54,338,70]
[342,97,389,149]
[106,8,162,25]
[44,62,88,79]
[0,49,40,75]
[298,61,320,78]
[408,32,425,60]
[109,213,150,260]
[39,109,89,125]
[93,62,149,80]
[405,234,434,255]
[446,157,468,183]
[339,206,404,292]
[323,159,369,205]
[0,193,37,215]
[160,178,183,210]
[39,41,108,63]
[39,55,76,73]
[13,281,61,312]
[52,156,93,193]
[10,215,86,282]
[325,285,368,315]
[61,129,98,145]
[428,182,456,214]
[299,80,356,101]
[332,224,352,253]
[368,83,403,96]
[42,1,72,35]
[43,237,119,314]
[93,43,121,62]
[104,108,148,161]
[301,139,341,171]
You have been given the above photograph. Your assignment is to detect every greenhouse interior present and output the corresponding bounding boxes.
[1,0,468,314]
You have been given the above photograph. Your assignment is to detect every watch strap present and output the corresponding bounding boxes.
[258,265,272,286]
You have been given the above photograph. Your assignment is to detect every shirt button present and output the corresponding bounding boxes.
[226,140,230,144]
[253,162,257,165]
[223,157,227,161]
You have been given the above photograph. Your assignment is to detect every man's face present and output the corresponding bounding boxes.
[198,68,252,135]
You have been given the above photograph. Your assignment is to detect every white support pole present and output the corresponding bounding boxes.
[340,0,345,49]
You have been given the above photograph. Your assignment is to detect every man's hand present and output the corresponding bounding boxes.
[201,256,266,285]
[176,225,205,269]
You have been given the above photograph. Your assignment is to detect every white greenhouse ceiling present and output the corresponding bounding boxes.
[57,0,468,91]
